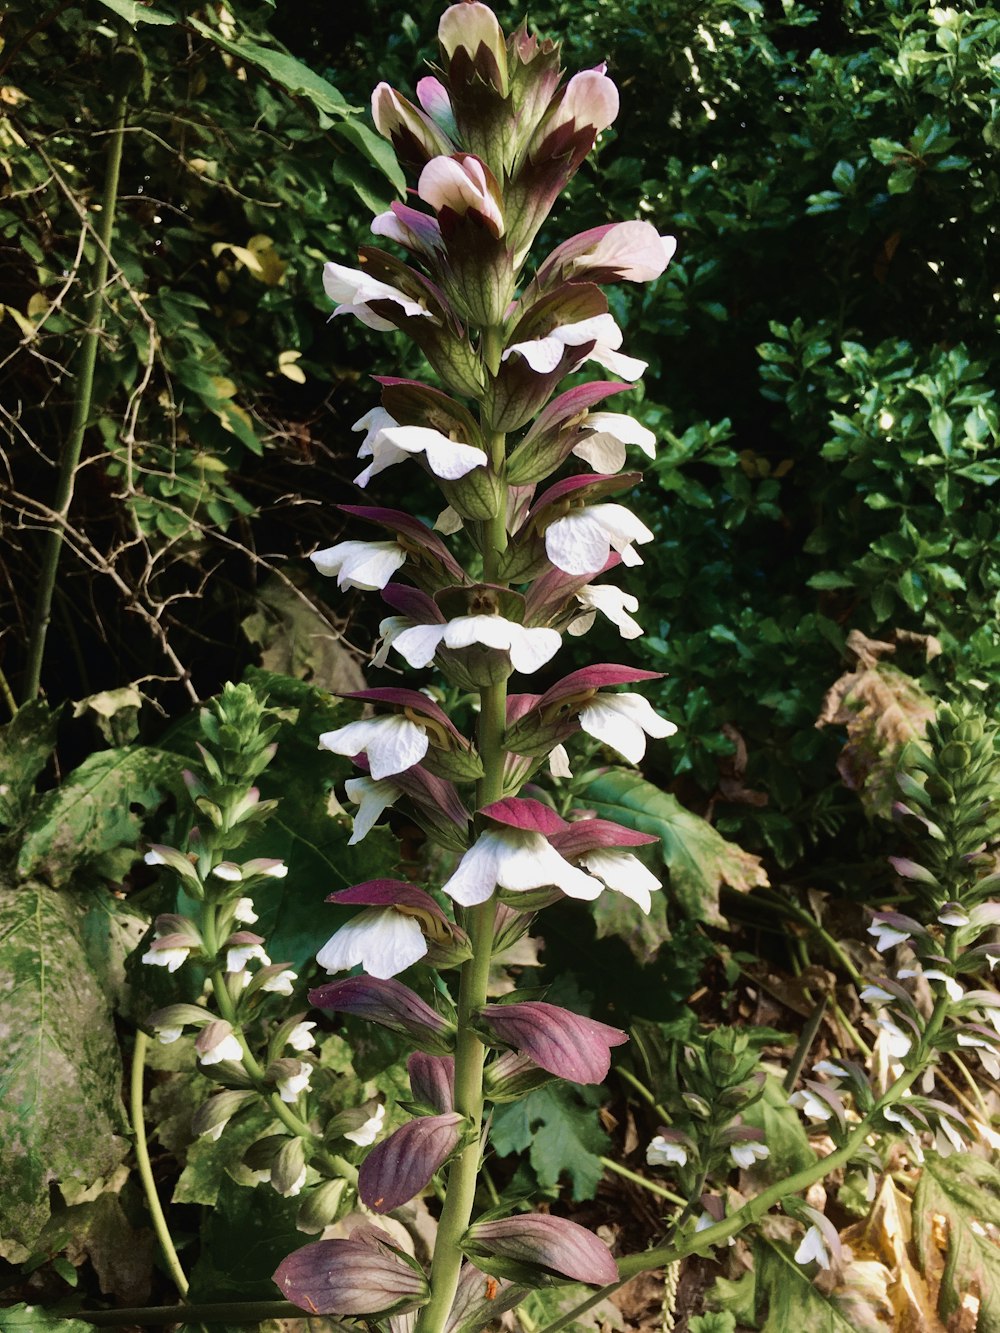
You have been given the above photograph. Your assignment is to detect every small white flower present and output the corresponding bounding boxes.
[319,715,429,781]
[391,615,561,676]
[311,539,407,591]
[226,943,269,973]
[568,583,643,640]
[646,1135,687,1167]
[578,849,662,914]
[577,693,677,764]
[794,1225,831,1269]
[442,828,604,907]
[234,897,258,924]
[212,862,243,882]
[316,909,427,979]
[262,968,298,997]
[938,905,970,927]
[199,1034,244,1066]
[156,1025,183,1045]
[141,945,190,973]
[344,775,401,844]
[345,1103,386,1146]
[789,1088,834,1122]
[898,967,963,1002]
[730,1141,770,1169]
[545,503,654,577]
[812,1059,850,1079]
[867,919,911,951]
[859,984,893,1003]
[876,1016,913,1059]
[323,262,434,331]
[883,1104,919,1136]
[277,1063,312,1102]
[287,1021,317,1052]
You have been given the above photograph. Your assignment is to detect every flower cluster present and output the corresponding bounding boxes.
[284,4,677,1323]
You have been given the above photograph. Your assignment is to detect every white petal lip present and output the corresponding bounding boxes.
[578,694,677,764]
[199,1034,244,1065]
[502,314,623,375]
[548,743,572,779]
[572,583,643,639]
[730,1142,770,1169]
[568,224,676,282]
[867,921,910,950]
[319,716,428,780]
[316,909,427,979]
[559,68,620,132]
[585,411,656,455]
[378,425,488,480]
[794,1225,831,1269]
[646,1135,687,1167]
[442,829,603,907]
[572,433,627,473]
[345,775,400,844]
[580,849,661,913]
[311,540,407,591]
[391,615,561,675]
[545,503,654,577]
[322,262,433,324]
[345,1102,386,1146]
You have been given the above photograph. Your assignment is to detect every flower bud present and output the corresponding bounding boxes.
[272,1136,308,1197]
[461,1214,618,1286]
[296,1178,349,1234]
[275,1227,430,1318]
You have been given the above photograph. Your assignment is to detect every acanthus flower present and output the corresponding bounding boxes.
[571,411,657,473]
[545,502,654,576]
[535,221,677,288]
[502,312,646,382]
[577,691,677,763]
[418,153,505,237]
[371,82,456,166]
[311,539,407,591]
[568,582,643,639]
[323,262,436,332]
[320,715,429,781]
[352,407,488,488]
[317,880,457,980]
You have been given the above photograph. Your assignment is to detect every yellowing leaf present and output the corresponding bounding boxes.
[26,293,48,319]
[278,350,306,383]
[209,375,237,400]
[247,234,287,286]
[913,1152,1000,1330]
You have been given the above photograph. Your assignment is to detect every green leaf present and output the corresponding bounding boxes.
[580,769,768,938]
[16,746,181,887]
[913,1152,1000,1329]
[187,19,359,118]
[334,119,406,195]
[491,1084,609,1201]
[0,699,60,827]
[95,0,175,25]
[187,1175,305,1302]
[0,878,129,1250]
[0,1307,94,1330]
[690,1314,738,1333]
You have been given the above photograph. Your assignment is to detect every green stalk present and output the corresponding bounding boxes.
[76,1300,301,1327]
[598,1156,687,1206]
[415,330,509,1333]
[130,1031,190,1299]
[22,91,128,702]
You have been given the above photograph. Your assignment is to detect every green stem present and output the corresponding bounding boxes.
[599,1156,686,1206]
[22,90,127,702]
[415,328,509,1333]
[617,1067,672,1124]
[130,1031,189,1299]
[538,996,954,1333]
[76,1301,302,1327]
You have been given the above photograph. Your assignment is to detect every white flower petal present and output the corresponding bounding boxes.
[316,909,427,979]
[545,512,615,576]
[578,694,676,764]
[573,584,643,639]
[794,1225,831,1269]
[319,716,429,781]
[311,540,407,591]
[441,829,603,906]
[379,425,488,480]
[345,775,400,844]
[288,1021,317,1052]
[391,623,448,669]
[646,1135,687,1167]
[730,1142,770,1169]
[548,743,572,779]
[571,433,627,473]
[345,1102,386,1146]
[580,849,661,913]
[585,411,657,457]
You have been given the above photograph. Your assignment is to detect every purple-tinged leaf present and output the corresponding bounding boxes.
[536,663,662,704]
[519,381,632,446]
[478,1001,627,1083]
[461,1213,618,1286]
[274,1227,429,1316]
[327,881,451,932]
[531,470,642,515]
[359,1112,463,1212]
[888,856,940,887]
[550,818,658,858]
[408,1052,455,1112]
[444,1263,529,1332]
[479,796,568,835]
[339,505,466,581]
[309,977,454,1055]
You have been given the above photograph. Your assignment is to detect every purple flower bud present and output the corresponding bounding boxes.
[479,796,568,835]
[408,1052,456,1112]
[478,1001,627,1083]
[461,1213,618,1286]
[359,1112,464,1213]
[274,1227,430,1317]
[309,976,455,1056]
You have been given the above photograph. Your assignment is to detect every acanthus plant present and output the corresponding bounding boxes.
[278,4,677,1327]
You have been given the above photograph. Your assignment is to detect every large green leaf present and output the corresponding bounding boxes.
[580,769,768,953]
[94,0,175,25]
[0,879,129,1251]
[739,1075,817,1183]
[16,746,181,887]
[913,1152,1000,1330]
[491,1084,609,1201]
[187,19,358,118]
[0,1307,94,1330]
[0,699,60,829]
[754,1237,866,1332]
